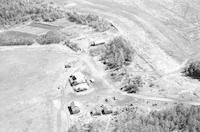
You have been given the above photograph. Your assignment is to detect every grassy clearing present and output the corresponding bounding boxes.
[0,31,36,46]
[0,0,65,28]
[67,11,112,32]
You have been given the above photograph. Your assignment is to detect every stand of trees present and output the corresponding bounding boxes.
[101,36,134,70]
[36,30,65,45]
[0,0,64,28]
[111,104,200,132]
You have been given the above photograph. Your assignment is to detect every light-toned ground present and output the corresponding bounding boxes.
[0,45,76,132]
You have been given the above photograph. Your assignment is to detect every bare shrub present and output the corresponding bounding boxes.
[183,60,200,80]
[36,30,65,45]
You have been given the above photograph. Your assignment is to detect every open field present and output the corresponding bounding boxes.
[0,45,76,132]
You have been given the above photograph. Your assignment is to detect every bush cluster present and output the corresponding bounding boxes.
[67,11,111,32]
[183,61,200,80]
[101,36,134,70]
[0,0,64,28]
[36,30,65,45]
[120,75,143,93]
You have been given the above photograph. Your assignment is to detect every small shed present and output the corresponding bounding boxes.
[101,105,112,115]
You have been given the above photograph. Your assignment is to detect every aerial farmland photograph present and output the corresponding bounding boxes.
[1,0,200,132]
